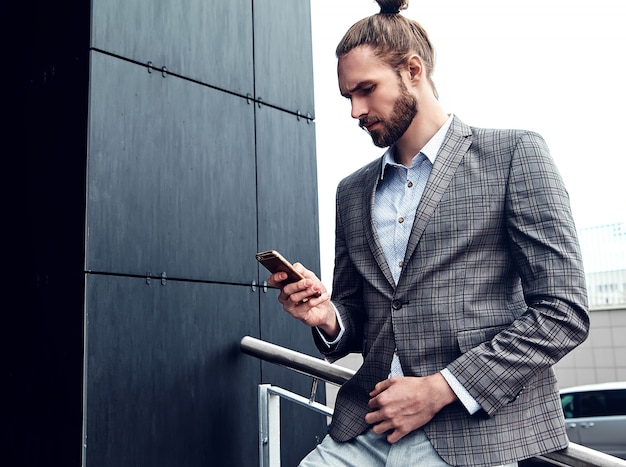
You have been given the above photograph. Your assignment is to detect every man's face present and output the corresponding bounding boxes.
[338,46,417,148]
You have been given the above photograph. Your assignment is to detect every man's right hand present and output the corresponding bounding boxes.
[267,263,339,339]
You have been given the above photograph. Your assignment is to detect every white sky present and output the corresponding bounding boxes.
[310,0,626,283]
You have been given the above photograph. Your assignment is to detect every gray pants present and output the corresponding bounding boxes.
[299,428,518,467]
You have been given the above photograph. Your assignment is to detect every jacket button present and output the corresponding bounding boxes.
[391,300,402,310]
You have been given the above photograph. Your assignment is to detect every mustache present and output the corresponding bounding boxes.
[359,116,381,130]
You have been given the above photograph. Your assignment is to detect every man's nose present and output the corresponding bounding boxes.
[351,98,367,120]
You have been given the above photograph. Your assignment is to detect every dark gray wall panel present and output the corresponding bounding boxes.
[86,52,258,284]
[255,101,325,462]
[256,105,320,278]
[254,0,315,116]
[91,0,253,95]
[84,274,260,467]
[12,1,323,465]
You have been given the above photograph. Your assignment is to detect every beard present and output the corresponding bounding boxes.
[360,86,418,148]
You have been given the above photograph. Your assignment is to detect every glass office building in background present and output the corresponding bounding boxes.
[579,222,626,309]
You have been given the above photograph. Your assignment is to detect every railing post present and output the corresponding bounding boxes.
[259,384,281,467]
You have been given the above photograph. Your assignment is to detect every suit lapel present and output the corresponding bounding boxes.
[362,159,396,289]
[400,117,473,283]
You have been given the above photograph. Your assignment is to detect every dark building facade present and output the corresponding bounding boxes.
[8,1,325,465]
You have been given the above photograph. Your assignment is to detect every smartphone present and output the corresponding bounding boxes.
[256,250,305,284]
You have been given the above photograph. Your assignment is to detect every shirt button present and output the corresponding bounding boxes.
[398,217,404,223]
[399,261,404,268]
[407,181,413,188]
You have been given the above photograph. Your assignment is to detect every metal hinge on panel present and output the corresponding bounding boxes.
[147,61,153,74]
[161,272,167,285]
[297,111,313,124]
[161,66,167,78]
[251,280,257,292]
[262,280,268,293]
[246,94,253,105]
[146,271,152,285]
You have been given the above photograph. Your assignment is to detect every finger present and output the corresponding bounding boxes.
[367,395,380,410]
[364,409,384,425]
[371,420,393,435]
[268,272,288,288]
[302,291,329,306]
[369,378,392,397]
[386,428,409,444]
[291,264,324,294]
[367,418,408,444]
[286,279,320,303]
[293,289,326,306]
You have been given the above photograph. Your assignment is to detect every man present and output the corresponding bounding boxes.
[268,1,589,465]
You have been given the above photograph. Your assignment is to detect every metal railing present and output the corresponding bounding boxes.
[240,336,626,467]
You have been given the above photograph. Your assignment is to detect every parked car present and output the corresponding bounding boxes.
[560,381,626,459]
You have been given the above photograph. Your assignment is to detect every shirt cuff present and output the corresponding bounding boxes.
[315,301,345,347]
[440,368,482,415]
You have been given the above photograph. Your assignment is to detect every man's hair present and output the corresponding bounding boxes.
[336,0,438,98]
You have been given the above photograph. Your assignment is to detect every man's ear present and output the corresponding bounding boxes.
[407,54,424,82]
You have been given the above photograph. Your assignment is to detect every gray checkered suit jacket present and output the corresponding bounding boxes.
[314,116,589,466]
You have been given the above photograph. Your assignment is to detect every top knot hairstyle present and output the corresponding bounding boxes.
[336,0,438,98]
[379,0,406,14]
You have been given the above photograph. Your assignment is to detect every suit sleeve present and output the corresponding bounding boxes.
[312,182,366,361]
[446,131,589,416]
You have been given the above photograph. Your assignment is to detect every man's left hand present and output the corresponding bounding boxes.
[365,372,458,443]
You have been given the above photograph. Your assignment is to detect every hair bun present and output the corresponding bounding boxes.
[378,0,408,15]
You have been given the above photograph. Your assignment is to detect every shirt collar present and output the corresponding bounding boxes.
[379,114,454,180]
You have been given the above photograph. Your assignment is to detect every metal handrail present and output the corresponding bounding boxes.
[240,336,626,467]
[240,335,355,385]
